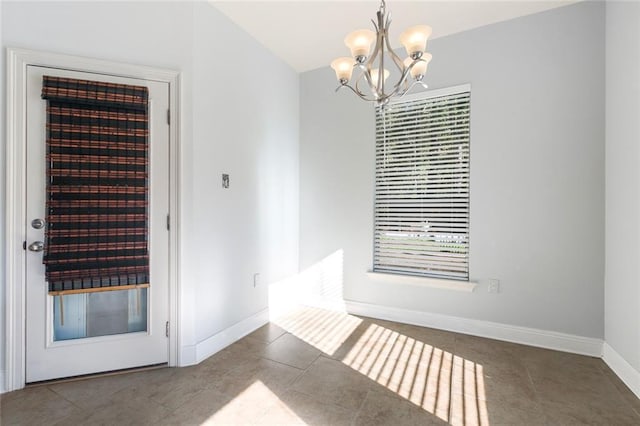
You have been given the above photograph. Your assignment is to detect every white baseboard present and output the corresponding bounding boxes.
[194,308,270,364]
[345,300,603,357]
[180,345,198,367]
[602,342,640,399]
[300,295,347,312]
[0,370,5,394]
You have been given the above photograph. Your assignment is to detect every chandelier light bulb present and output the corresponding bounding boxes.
[331,57,355,84]
[370,68,390,86]
[399,25,432,59]
[404,53,432,79]
[344,29,376,62]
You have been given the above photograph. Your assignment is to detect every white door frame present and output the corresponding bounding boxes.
[4,48,181,392]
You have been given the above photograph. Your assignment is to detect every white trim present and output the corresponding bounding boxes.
[390,83,471,105]
[194,308,270,364]
[367,272,477,292]
[4,48,181,392]
[167,70,182,371]
[345,300,603,357]
[5,47,28,394]
[180,345,197,367]
[299,296,347,312]
[0,371,5,394]
[602,342,640,399]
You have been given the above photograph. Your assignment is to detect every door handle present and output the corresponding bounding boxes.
[28,241,45,252]
[31,218,45,229]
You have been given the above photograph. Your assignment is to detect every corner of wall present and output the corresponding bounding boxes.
[0,0,7,391]
[194,308,269,364]
[604,0,640,386]
[603,342,640,399]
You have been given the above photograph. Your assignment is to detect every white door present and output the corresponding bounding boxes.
[25,65,170,383]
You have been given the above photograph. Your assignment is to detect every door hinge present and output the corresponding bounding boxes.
[23,241,27,250]
[167,109,170,125]
[166,321,170,338]
[166,214,170,231]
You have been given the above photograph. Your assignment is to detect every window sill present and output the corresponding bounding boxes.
[366,272,477,292]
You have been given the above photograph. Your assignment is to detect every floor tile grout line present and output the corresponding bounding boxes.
[46,385,92,412]
[521,361,549,420]
[286,352,328,388]
[351,389,373,426]
[256,349,311,375]
[285,354,370,413]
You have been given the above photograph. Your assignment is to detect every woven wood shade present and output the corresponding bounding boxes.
[42,76,150,294]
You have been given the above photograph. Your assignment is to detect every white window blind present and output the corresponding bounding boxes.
[374,87,470,280]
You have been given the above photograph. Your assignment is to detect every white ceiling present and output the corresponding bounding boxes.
[210,1,577,72]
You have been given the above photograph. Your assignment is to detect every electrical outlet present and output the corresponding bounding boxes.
[488,278,500,293]
[253,273,260,288]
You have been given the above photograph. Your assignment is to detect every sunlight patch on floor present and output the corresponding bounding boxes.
[275,307,363,356]
[275,307,490,425]
[201,381,301,425]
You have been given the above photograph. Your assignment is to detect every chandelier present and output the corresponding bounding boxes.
[330,0,433,105]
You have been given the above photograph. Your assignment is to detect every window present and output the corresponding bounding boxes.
[374,85,471,280]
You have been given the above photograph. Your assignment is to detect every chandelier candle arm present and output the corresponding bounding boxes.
[383,16,405,74]
[330,0,433,104]
[375,7,387,97]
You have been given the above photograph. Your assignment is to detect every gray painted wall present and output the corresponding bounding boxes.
[605,1,640,371]
[299,1,605,338]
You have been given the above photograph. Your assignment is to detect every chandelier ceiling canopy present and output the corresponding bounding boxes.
[331,0,433,105]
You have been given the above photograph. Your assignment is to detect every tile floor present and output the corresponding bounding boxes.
[2,306,639,425]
